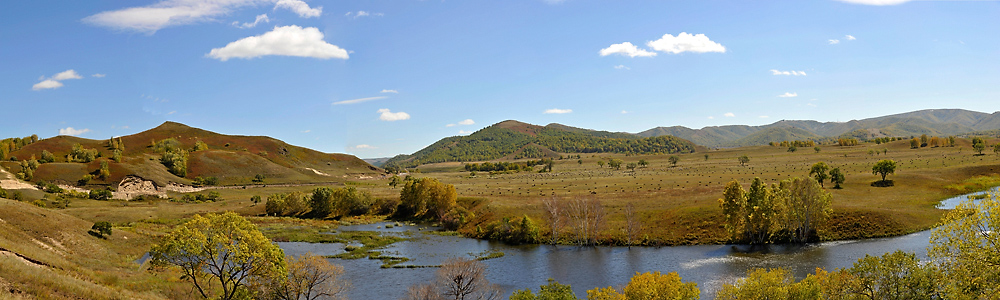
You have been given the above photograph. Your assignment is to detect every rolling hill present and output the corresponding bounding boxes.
[3,122,381,188]
[383,120,699,169]
[638,109,1000,147]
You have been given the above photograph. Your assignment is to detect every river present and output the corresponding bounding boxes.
[280,188,993,299]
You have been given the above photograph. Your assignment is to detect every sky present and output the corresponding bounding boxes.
[2,0,999,158]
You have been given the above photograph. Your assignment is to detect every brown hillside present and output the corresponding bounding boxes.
[494,120,544,136]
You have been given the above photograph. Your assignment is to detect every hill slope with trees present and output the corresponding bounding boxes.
[383,120,698,169]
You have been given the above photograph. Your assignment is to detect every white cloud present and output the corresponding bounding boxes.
[380,89,398,94]
[770,69,807,76]
[836,0,911,5]
[458,130,473,135]
[346,10,383,18]
[33,69,84,91]
[829,39,841,45]
[333,96,386,105]
[544,108,573,114]
[378,109,410,121]
[59,127,90,136]
[446,124,456,127]
[52,70,83,80]
[647,32,726,54]
[599,42,656,58]
[724,112,735,117]
[707,116,715,119]
[353,144,376,149]
[167,110,177,115]
[84,0,319,33]
[234,14,269,28]
[33,80,64,91]
[274,0,322,18]
[621,110,629,114]
[846,35,857,40]
[778,92,798,98]
[614,65,630,70]
[207,25,349,61]
[301,129,310,133]
[92,73,106,78]
[458,119,475,125]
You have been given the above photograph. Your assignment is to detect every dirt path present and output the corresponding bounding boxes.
[0,167,37,190]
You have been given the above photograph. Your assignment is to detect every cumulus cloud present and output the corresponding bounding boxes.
[207,25,349,61]
[92,73,106,78]
[647,32,726,54]
[770,69,807,76]
[778,92,798,98]
[333,96,386,105]
[378,109,410,121]
[836,0,911,5]
[724,112,735,117]
[84,0,320,33]
[59,127,90,136]
[33,69,84,91]
[544,108,573,114]
[614,65,630,70]
[274,0,322,18]
[621,110,629,114]
[33,80,64,91]
[380,89,398,94]
[458,130,473,135]
[233,14,269,28]
[599,42,656,58]
[829,39,841,45]
[846,35,857,40]
[458,119,475,125]
[353,144,376,149]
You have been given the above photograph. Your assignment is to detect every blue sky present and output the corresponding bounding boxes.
[2,0,998,158]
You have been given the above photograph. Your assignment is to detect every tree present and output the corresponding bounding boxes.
[399,177,457,221]
[774,177,832,243]
[310,187,336,217]
[607,159,622,170]
[272,253,349,300]
[586,272,699,300]
[872,159,896,184]
[511,278,578,300]
[90,221,113,238]
[625,162,638,172]
[98,160,111,180]
[150,212,286,300]
[738,155,750,167]
[995,144,1000,156]
[839,250,941,299]
[406,258,501,300]
[809,162,830,188]
[787,146,797,152]
[667,156,679,167]
[920,134,928,146]
[253,174,266,183]
[719,180,748,243]
[251,195,261,205]
[743,178,774,244]
[716,268,819,300]
[193,140,209,151]
[541,197,564,245]
[704,154,709,161]
[948,136,956,147]
[910,138,920,149]
[623,202,641,248]
[973,139,986,155]
[567,197,606,245]
[40,150,55,163]
[597,161,605,168]
[929,193,1000,297]
[829,168,845,189]
[814,146,821,153]
[638,159,648,168]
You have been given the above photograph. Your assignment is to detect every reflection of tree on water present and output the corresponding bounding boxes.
[722,243,831,281]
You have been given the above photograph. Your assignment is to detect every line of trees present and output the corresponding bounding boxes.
[0,134,38,161]
[539,197,608,246]
[719,177,832,244]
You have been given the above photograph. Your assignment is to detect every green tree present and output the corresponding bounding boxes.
[872,159,897,184]
[920,134,928,146]
[150,212,286,300]
[310,187,336,217]
[98,160,111,180]
[668,156,679,167]
[704,154,709,161]
[193,140,209,151]
[787,146,797,152]
[842,250,941,299]
[90,221,113,238]
[814,146,821,153]
[251,195,261,205]
[40,150,55,163]
[973,139,986,155]
[809,162,830,188]
[994,144,1000,156]
[389,175,402,188]
[512,278,578,300]
[829,168,845,189]
[626,162,638,172]
[597,161,605,168]
[948,136,956,147]
[910,138,920,149]
[638,159,648,168]
[774,177,832,243]
[738,155,750,167]
[608,159,622,170]
[719,180,748,243]
[929,193,1000,297]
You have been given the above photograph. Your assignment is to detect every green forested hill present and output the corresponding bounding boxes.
[383,120,697,169]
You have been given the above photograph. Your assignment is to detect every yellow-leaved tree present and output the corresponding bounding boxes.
[586,271,699,300]
[929,192,1000,297]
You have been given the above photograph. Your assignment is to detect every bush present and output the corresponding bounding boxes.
[89,189,113,200]
[89,221,112,238]
[193,176,219,186]
[78,174,93,186]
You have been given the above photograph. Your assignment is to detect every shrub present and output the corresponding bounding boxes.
[90,221,112,238]
[89,189,113,200]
